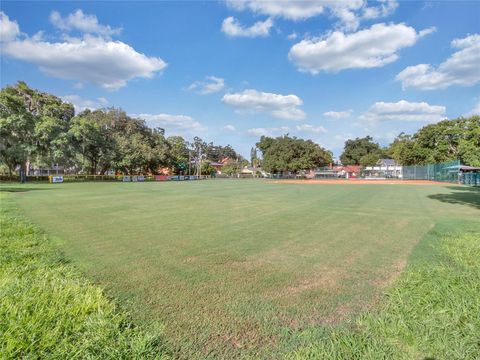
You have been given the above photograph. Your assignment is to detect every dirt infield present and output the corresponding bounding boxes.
[270,179,448,185]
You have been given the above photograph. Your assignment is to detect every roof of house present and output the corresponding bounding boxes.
[377,159,398,166]
[344,165,361,172]
[329,165,361,172]
[446,165,480,171]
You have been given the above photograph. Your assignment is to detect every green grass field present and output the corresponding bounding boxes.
[3,180,480,359]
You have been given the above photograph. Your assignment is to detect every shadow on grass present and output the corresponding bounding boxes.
[0,186,52,193]
[428,186,480,209]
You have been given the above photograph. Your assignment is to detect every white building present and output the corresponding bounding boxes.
[364,159,402,179]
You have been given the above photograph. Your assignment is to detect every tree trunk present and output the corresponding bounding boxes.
[19,162,27,183]
[91,159,97,175]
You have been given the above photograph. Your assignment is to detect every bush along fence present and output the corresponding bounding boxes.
[48,175,212,183]
[0,174,212,183]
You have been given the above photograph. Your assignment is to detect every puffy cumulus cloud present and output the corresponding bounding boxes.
[134,113,204,135]
[0,11,19,42]
[223,124,237,131]
[295,124,327,133]
[359,100,446,123]
[61,94,108,113]
[247,126,289,137]
[222,89,306,120]
[289,23,434,74]
[226,0,398,31]
[323,110,353,119]
[396,34,480,90]
[0,11,167,90]
[3,37,167,90]
[221,16,273,38]
[50,10,121,37]
[187,76,225,95]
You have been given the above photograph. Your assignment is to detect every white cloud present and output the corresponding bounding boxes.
[321,133,355,152]
[188,76,225,95]
[287,32,298,40]
[222,89,306,120]
[226,0,398,31]
[359,100,446,123]
[362,0,398,20]
[289,23,434,74]
[221,16,273,38]
[131,114,205,135]
[0,11,19,42]
[226,0,326,21]
[396,33,480,90]
[464,100,480,117]
[223,124,237,131]
[0,11,167,90]
[323,110,353,119]
[135,114,201,129]
[295,124,327,133]
[247,126,289,137]
[61,95,108,113]
[50,10,121,37]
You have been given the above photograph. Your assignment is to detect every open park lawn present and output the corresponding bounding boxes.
[8,180,480,358]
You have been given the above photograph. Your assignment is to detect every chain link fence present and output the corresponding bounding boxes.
[402,160,479,185]
[402,160,460,182]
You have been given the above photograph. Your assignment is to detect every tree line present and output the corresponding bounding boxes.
[1,82,479,179]
[0,82,244,178]
[339,116,480,168]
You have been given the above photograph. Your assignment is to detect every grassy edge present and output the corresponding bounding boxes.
[0,192,170,359]
[286,221,480,360]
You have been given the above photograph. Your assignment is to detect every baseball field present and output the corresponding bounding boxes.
[2,180,480,359]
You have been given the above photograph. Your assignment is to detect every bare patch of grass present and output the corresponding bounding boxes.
[288,228,480,359]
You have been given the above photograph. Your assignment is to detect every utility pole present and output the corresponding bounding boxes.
[197,145,202,177]
[188,150,191,176]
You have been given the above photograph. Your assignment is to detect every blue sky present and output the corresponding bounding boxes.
[1,1,479,159]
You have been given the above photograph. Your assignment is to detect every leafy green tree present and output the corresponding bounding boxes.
[111,112,169,174]
[250,147,260,167]
[221,161,241,176]
[68,111,114,175]
[201,162,216,176]
[359,153,381,167]
[388,133,428,165]
[256,135,332,173]
[256,136,275,155]
[221,159,249,176]
[387,116,480,166]
[0,81,74,179]
[167,136,189,173]
[0,97,35,177]
[340,136,385,165]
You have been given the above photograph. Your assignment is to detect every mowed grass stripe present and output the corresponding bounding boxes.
[11,181,480,359]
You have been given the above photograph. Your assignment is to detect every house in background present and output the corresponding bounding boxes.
[239,166,269,178]
[210,157,231,174]
[31,163,64,176]
[364,159,402,178]
[314,165,361,179]
[336,165,361,179]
